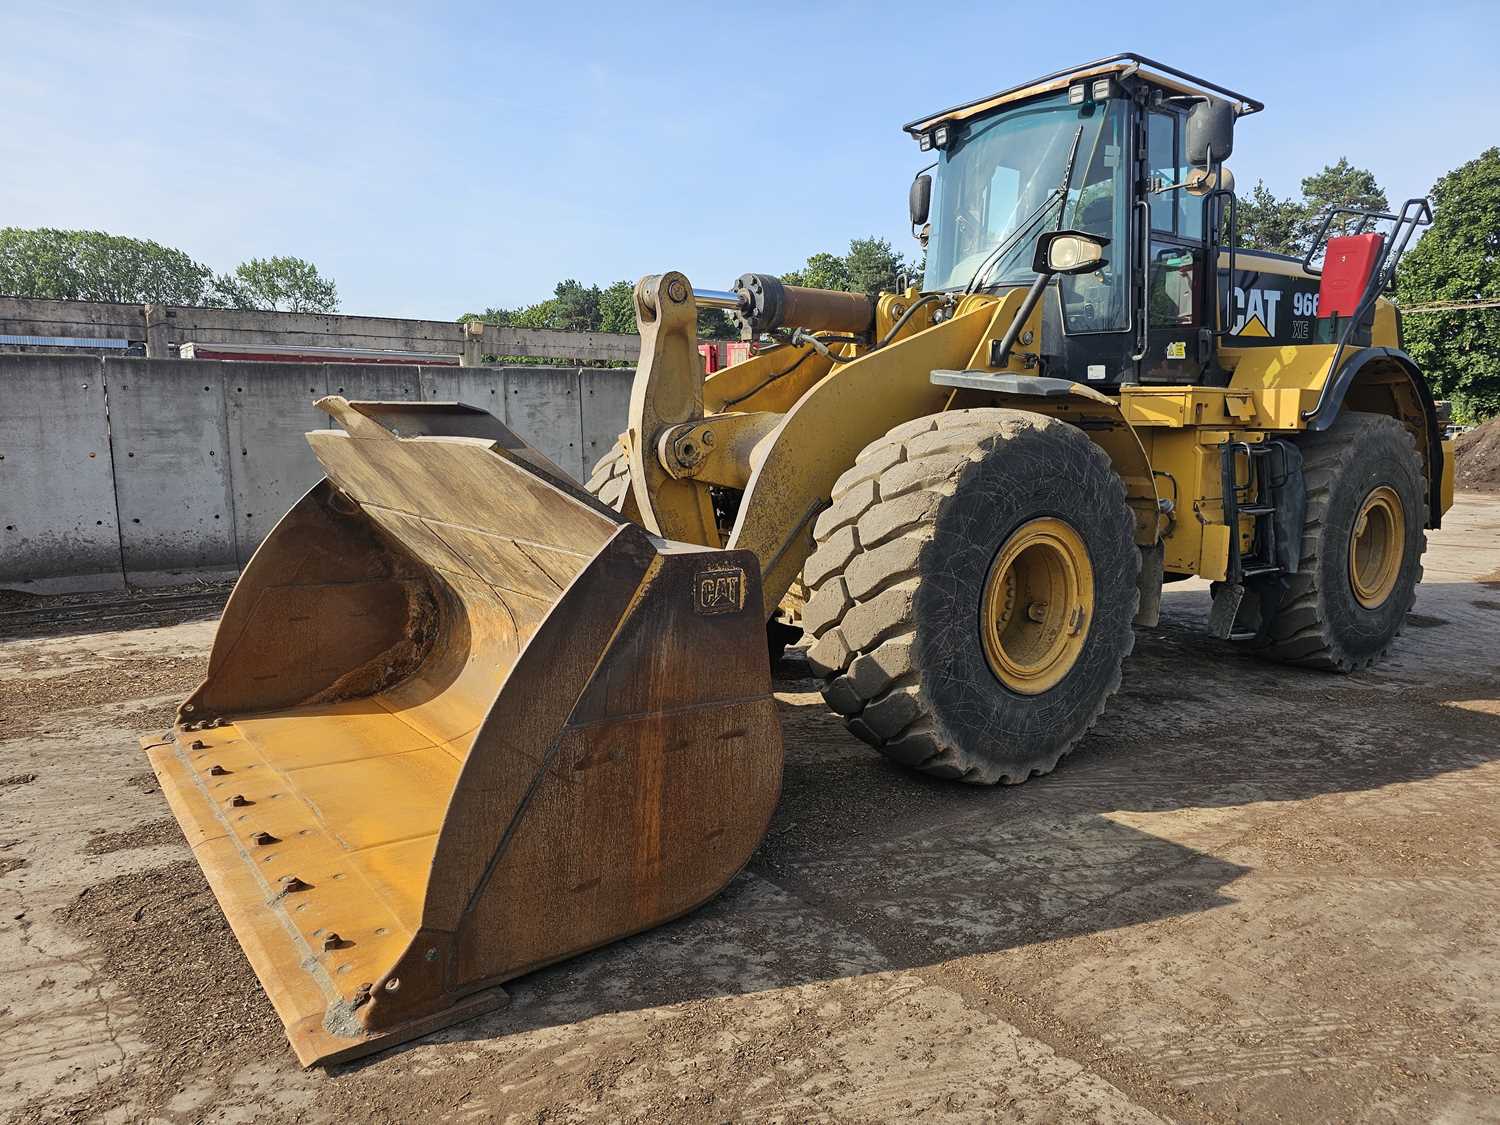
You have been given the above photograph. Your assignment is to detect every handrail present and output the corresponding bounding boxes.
[1207,186,1239,338]
[1299,198,1432,422]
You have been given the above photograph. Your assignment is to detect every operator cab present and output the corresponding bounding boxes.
[905,54,1259,388]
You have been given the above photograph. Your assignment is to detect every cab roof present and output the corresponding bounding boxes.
[903,52,1264,137]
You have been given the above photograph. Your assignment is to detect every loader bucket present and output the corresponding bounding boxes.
[142,397,782,1066]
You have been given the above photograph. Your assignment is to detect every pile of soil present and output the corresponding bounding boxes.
[1454,415,1500,491]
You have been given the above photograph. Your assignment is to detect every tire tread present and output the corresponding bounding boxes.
[801,408,1138,785]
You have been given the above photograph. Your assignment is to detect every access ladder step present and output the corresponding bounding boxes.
[1207,582,1246,641]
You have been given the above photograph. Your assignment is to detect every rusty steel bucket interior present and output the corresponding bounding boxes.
[143,397,782,1066]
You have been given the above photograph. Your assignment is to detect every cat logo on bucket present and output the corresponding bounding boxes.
[694,566,747,615]
[1229,286,1282,338]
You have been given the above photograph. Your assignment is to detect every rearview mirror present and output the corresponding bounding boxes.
[1185,164,1235,197]
[1033,230,1109,276]
[909,174,932,227]
[1186,97,1235,166]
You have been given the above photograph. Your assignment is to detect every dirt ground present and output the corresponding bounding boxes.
[3,495,1499,1125]
[1456,416,1500,491]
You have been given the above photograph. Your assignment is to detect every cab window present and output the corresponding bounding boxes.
[1149,245,1198,326]
[985,165,1021,242]
[1147,111,1205,239]
[1146,109,1206,331]
[1058,98,1129,333]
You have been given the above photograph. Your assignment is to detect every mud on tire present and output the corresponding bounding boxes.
[801,408,1139,785]
[1253,412,1427,671]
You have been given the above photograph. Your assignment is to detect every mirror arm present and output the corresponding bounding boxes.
[993,273,1050,367]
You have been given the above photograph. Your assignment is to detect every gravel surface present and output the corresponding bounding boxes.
[2,499,1499,1123]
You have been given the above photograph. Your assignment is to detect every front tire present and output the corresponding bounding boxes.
[801,409,1139,785]
[1255,412,1426,670]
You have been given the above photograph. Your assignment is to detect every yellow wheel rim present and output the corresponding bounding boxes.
[1349,485,1405,609]
[980,517,1094,695]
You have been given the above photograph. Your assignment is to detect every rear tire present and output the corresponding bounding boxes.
[1254,412,1426,671]
[584,439,640,522]
[802,408,1138,785]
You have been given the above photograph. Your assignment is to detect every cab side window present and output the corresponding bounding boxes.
[1147,111,1205,239]
[1146,110,1206,329]
[1149,245,1198,326]
[1148,111,1178,233]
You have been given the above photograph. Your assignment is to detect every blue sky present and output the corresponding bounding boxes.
[3,1,1493,319]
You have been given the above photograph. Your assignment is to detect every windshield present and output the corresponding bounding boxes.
[923,94,1126,297]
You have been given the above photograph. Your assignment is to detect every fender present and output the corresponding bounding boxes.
[929,371,1162,546]
[1305,346,1444,529]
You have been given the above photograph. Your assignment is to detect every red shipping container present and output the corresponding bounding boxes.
[1317,233,1384,318]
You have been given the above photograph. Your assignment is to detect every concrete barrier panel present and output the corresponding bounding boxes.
[504,366,583,480]
[106,359,238,585]
[323,364,422,412]
[0,356,123,592]
[1,356,617,590]
[226,364,330,564]
[418,366,507,413]
[579,368,634,478]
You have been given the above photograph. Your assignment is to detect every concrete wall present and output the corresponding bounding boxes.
[0,354,633,592]
[0,357,123,591]
[0,296,642,364]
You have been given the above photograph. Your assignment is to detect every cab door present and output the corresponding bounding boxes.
[1139,108,1210,383]
[1049,95,1136,387]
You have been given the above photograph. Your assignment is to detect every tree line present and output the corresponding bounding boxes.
[3,147,1493,419]
[1393,148,1500,421]
[0,228,339,313]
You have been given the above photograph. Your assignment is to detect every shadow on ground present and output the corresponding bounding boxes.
[337,578,1500,1063]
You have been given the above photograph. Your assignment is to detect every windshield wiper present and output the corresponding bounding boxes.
[963,189,1062,295]
[964,124,1086,295]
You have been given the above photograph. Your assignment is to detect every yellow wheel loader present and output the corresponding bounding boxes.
[145,53,1455,1064]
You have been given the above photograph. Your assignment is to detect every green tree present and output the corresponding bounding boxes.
[221,255,339,313]
[1397,147,1500,420]
[1235,180,1302,254]
[698,308,740,340]
[550,279,601,331]
[1297,157,1390,254]
[457,307,510,326]
[456,299,555,329]
[844,237,905,298]
[464,277,733,341]
[508,299,562,329]
[783,251,850,291]
[0,227,216,304]
[598,280,636,334]
[782,237,912,297]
